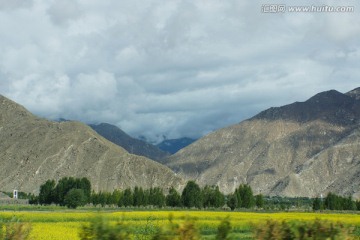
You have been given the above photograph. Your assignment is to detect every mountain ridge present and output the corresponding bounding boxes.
[0,95,183,194]
[157,137,197,155]
[252,89,360,125]
[165,87,360,198]
[89,123,169,161]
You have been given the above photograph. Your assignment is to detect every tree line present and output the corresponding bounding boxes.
[32,177,360,211]
[313,192,360,211]
[32,177,264,209]
[32,177,91,208]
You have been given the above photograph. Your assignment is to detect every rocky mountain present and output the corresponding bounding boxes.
[157,137,197,154]
[89,123,169,161]
[165,87,360,198]
[0,95,183,194]
[346,87,360,100]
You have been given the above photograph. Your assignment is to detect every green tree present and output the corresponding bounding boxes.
[64,188,86,209]
[324,192,338,210]
[28,193,39,205]
[78,177,91,203]
[312,197,322,211]
[344,196,356,210]
[122,188,133,207]
[166,187,181,207]
[202,185,225,208]
[53,177,91,206]
[110,189,122,206]
[54,177,77,206]
[255,194,264,209]
[212,186,225,208]
[143,189,150,206]
[234,189,242,209]
[98,191,108,207]
[356,200,360,211]
[149,187,166,208]
[236,184,254,209]
[181,181,202,209]
[90,191,100,206]
[38,179,56,205]
[202,185,213,208]
[227,194,237,211]
[133,186,145,207]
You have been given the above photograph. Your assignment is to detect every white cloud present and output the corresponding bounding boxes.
[47,0,82,26]
[0,0,33,11]
[0,0,359,142]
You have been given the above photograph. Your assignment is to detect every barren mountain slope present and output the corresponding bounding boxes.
[165,89,360,197]
[0,95,183,194]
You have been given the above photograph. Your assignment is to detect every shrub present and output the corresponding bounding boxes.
[79,217,132,240]
[177,218,200,240]
[216,217,232,240]
[152,215,200,240]
[254,219,355,240]
[0,220,32,240]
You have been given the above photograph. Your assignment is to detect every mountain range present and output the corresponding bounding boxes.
[89,124,196,159]
[89,123,169,161]
[0,95,183,194]
[1,87,360,198]
[165,88,360,198]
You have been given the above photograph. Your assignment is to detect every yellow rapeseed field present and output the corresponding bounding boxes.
[0,210,359,239]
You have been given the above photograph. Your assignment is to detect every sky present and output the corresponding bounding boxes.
[0,0,359,143]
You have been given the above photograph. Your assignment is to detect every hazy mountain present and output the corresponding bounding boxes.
[0,95,183,194]
[157,138,197,154]
[89,123,169,161]
[165,87,360,198]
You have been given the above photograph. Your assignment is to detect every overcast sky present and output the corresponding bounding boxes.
[0,0,359,142]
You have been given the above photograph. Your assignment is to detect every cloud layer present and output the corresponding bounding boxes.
[1,0,359,142]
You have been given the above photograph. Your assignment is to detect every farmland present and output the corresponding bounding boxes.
[1,209,360,239]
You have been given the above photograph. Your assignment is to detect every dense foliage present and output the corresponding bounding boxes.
[181,181,203,208]
[64,189,87,209]
[312,192,358,211]
[36,177,91,208]
[30,177,360,211]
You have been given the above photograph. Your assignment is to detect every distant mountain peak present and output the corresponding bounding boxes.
[157,137,197,154]
[89,123,169,161]
[307,89,342,101]
[346,87,360,100]
[252,89,359,125]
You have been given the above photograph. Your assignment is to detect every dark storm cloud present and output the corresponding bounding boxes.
[0,0,359,142]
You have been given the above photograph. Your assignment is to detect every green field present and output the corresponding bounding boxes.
[1,209,360,239]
